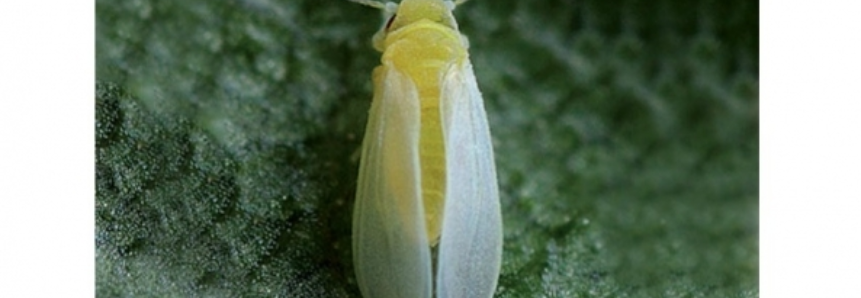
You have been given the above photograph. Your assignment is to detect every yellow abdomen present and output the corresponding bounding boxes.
[377,19,467,245]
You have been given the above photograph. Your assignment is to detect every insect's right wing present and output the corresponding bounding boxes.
[352,65,433,298]
[436,60,503,298]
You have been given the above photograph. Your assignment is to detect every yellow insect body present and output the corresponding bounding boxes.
[352,0,502,297]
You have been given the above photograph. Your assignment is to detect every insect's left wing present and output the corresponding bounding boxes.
[436,60,503,298]
[353,66,433,298]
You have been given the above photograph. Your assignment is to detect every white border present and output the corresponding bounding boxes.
[761,0,861,297]
[0,1,95,296]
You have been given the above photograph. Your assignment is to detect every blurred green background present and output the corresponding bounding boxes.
[96,0,758,297]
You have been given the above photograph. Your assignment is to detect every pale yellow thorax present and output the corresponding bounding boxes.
[372,0,468,246]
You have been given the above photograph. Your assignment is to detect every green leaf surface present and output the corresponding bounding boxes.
[96,0,758,296]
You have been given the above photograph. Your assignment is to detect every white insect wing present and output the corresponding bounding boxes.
[353,66,433,298]
[436,61,503,298]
